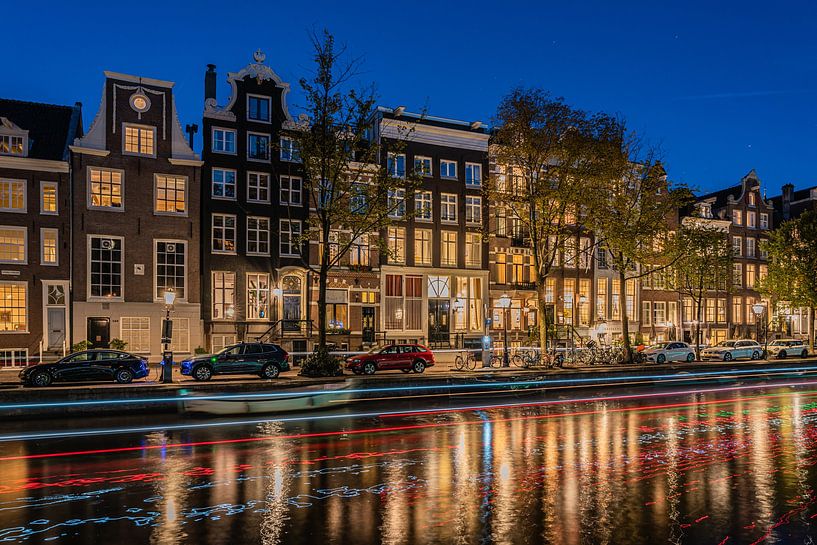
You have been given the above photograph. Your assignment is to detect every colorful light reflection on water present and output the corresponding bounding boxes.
[3,385,817,543]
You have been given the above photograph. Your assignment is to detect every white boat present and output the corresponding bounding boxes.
[181,381,354,415]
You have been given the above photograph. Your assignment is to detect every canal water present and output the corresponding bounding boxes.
[2,380,817,544]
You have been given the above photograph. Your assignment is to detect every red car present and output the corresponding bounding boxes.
[345,344,435,375]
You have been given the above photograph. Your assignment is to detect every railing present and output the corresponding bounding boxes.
[255,319,314,343]
[508,281,536,290]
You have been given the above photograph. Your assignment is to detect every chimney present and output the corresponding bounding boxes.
[205,64,217,102]
[782,183,794,220]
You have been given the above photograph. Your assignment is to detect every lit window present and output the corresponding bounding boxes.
[746,237,756,258]
[212,168,236,199]
[280,219,301,256]
[247,273,270,320]
[465,163,482,187]
[465,232,481,268]
[733,263,743,287]
[211,214,236,253]
[387,226,405,264]
[0,135,25,156]
[441,231,457,266]
[414,156,432,176]
[280,176,302,206]
[155,175,187,214]
[440,193,457,222]
[211,272,235,320]
[123,124,155,156]
[0,179,26,212]
[732,209,742,225]
[388,189,405,218]
[247,95,271,122]
[349,234,370,267]
[248,132,270,161]
[212,128,236,153]
[280,136,300,162]
[41,228,58,265]
[415,191,432,221]
[746,264,757,288]
[170,317,190,353]
[89,236,122,298]
[747,211,756,228]
[247,216,270,255]
[440,160,457,178]
[120,317,150,353]
[388,153,406,178]
[155,241,186,299]
[88,167,123,209]
[414,229,432,266]
[247,172,270,203]
[465,196,482,224]
[0,283,27,332]
[0,227,26,263]
[40,182,58,214]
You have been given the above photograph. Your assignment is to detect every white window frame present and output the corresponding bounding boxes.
[154,239,187,301]
[0,348,29,366]
[414,156,432,177]
[247,131,271,162]
[441,231,457,266]
[154,174,188,216]
[0,132,27,157]
[280,136,300,162]
[40,181,58,215]
[87,235,124,301]
[415,191,432,221]
[211,213,237,255]
[387,226,405,264]
[122,123,156,157]
[280,176,303,206]
[440,193,458,223]
[280,219,301,257]
[0,178,26,213]
[120,317,150,354]
[247,172,271,204]
[388,153,406,178]
[246,272,270,320]
[465,196,482,224]
[465,232,481,268]
[465,162,482,187]
[211,127,237,154]
[388,189,406,218]
[0,281,28,333]
[747,210,756,228]
[746,237,756,258]
[0,226,27,264]
[170,317,190,353]
[87,167,125,211]
[440,160,457,179]
[760,213,769,229]
[732,236,742,257]
[414,228,432,266]
[211,271,236,321]
[246,94,272,123]
[246,216,271,256]
[40,228,58,266]
[211,168,237,201]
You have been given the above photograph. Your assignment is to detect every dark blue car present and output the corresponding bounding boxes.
[19,350,149,387]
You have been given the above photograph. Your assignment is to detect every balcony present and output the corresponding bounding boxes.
[508,281,536,290]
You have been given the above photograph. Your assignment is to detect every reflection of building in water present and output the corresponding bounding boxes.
[147,431,190,545]
[259,422,291,545]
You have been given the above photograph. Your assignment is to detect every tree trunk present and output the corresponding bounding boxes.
[317,254,329,352]
[810,307,815,356]
[694,298,703,360]
[619,270,632,363]
[537,276,548,355]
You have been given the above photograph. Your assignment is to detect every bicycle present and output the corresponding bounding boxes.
[454,350,479,371]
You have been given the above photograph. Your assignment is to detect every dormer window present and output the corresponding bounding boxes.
[0,135,25,156]
[696,203,712,218]
[247,95,271,123]
[748,192,757,206]
[123,124,156,157]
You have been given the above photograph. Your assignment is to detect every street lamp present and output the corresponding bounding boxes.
[161,289,176,383]
[498,294,511,367]
[753,302,767,356]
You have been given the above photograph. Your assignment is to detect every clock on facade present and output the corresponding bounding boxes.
[130,93,150,113]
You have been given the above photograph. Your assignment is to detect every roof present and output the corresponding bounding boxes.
[695,169,761,209]
[0,98,82,161]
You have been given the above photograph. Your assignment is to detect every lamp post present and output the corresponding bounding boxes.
[272,287,283,326]
[452,298,464,348]
[498,294,511,367]
[161,289,176,383]
[753,302,767,357]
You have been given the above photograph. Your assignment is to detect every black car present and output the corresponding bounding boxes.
[19,350,150,387]
[180,342,290,381]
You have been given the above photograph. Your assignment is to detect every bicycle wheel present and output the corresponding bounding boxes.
[511,353,526,367]
[490,354,503,368]
[454,355,465,371]
[467,352,478,370]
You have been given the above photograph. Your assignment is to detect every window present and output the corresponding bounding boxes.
[746,264,757,288]
[495,207,507,236]
[466,232,481,268]
[350,184,367,213]
[388,189,406,218]
[668,301,677,325]
[0,134,25,156]
[465,163,482,187]
[564,238,576,268]
[732,209,742,225]
[414,156,432,176]
[441,231,457,266]
[280,219,301,256]
[89,236,122,298]
[154,175,187,215]
[563,279,575,323]
[642,301,651,326]
[211,334,236,352]
[759,264,768,282]
[495,253,507,284]
[759,239,769,260]
[385,275,404,330]
[732,236,742,257]
[759,213,769,229]
[732,297,743,324]
[212,168,237,200]
[0,283,26,332]
[511,254,525,283]
[733,263,743,287]
[748,192,757,206]
[706,298,716,323]
[247,273,270,320]
[388,153,406,178]
[466,196,482,224]
[597,247,608,268]
[388,226,405,264]
[280,136,300,162]
[612,278,621,320]
[41,229,58,265]
[441,193,457,223]
[247,217,270,256]
[279,176,302,206]
[414,229,432,266]
[579,237,592,269]
[0,227,26,263]
[88,168,123,209]
[247,133,270,161]
[326,289,348,330]
[746,237,755,258]
[404,276,422,330]
[653,302,667,325]
[212,272,236,320]
[350,234,370,267]
[440,160,457,178]
[123,124,155,156]
[120,317,150,353]
[211,214,236,254]
[717,298,726,324]
[247,95,271,122]
[0,179,25,213]
[155,241,186,299]
[247,172,270,203]
[596,278,607,320]
[212,128,236,153]
[40,182,58,215]
[747,211,756,228]
[415,191,432,221]
[546,277,556,303]
[170,317,190,353]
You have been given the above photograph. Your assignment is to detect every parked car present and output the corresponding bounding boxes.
[180,342,289,381]
[767,339,809,359]
[19,350,149,387]
[345,344,435,375]
[643,342,696,364]
[701,339,763,361]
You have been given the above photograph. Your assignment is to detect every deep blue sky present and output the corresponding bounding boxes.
[5,0,817,194]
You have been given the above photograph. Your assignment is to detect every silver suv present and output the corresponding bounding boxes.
[767,339,809,359]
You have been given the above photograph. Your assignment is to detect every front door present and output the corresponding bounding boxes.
[362,307,375,343]
[47,308,66,350]
[428,300,450,345]
[87,317,110,349]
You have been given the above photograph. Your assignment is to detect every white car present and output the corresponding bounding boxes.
[701,339,763,361]
[643,342,695,364]
[767,339,809,359]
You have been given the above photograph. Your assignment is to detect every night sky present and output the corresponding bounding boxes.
[5,0,816,194]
